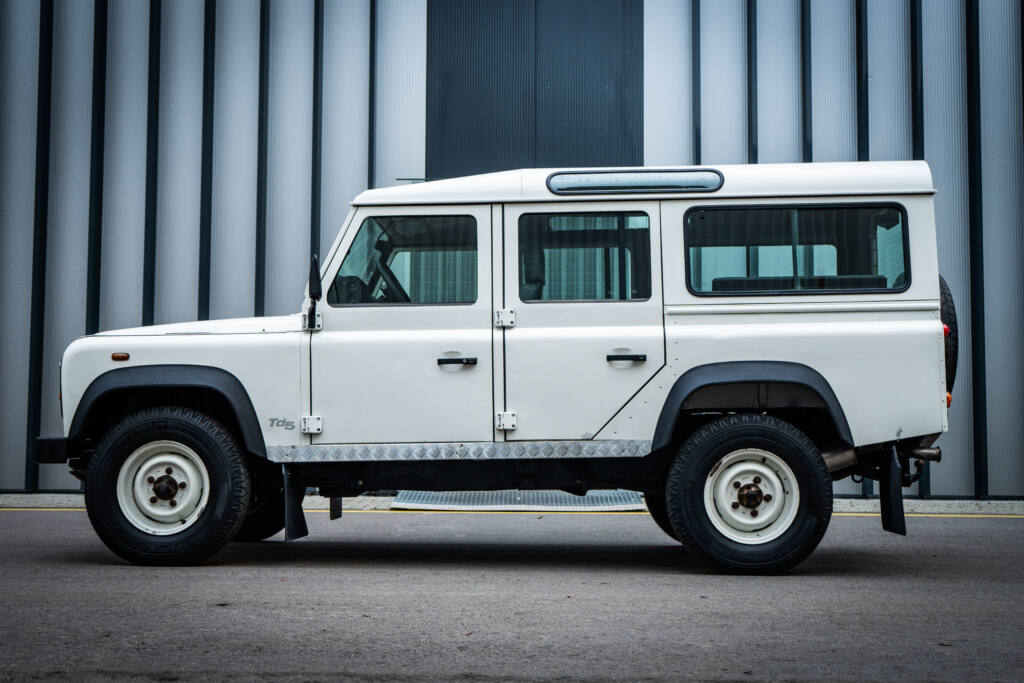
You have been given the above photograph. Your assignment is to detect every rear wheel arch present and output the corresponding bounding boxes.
[69,365,267,460]
[652,361,853,453]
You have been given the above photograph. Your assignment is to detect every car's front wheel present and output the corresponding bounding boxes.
[84,407,250,565]
[666,414,832,573]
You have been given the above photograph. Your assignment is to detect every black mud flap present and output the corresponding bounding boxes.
[879,448,907,535]
[329,497,343,520]
[282,464,309,541]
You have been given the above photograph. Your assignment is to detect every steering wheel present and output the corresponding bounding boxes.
[371,251,411,303]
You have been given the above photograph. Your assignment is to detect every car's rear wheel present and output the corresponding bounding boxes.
[85,407,250,565]
[666,414,832,573]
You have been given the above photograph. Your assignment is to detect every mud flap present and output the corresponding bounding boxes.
[281,464,309,541]
[879,448,907,535]
[329,497,343,520]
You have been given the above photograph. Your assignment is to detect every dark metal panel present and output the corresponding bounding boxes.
[800,0,811,162]
[366,0,375,189]
[25,0,54,491]
[910,0,923,161]
[855,0,868,162]
[254,0,268,316]
[86,0,108,335]
[198,0,216,321]
[691,0,701,164]
[535,0,642,168]
[141,0,161,326]
[310,0,323,261]
[746,0,757,163]
[425,0,534,179]
[965,0,987,498]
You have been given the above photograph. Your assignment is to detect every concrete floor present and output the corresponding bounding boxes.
[0,509,1021,681]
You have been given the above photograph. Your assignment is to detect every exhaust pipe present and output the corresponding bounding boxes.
[822,447,857,473]
[901,447,941,463]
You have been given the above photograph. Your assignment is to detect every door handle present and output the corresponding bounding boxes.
[606,353,646,362]
[437,357,477,366]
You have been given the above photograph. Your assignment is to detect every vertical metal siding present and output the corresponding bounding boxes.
[699,0,746,164]
[38,0,94,490]
[264,0,313,316]
[98,0,148,333]
[755,0,801,163]
[321,0,370,258]
[210,0,259,320]
[924,0,972,496]
[979,0,1024,497]
[374,0,426,188]
[867,0,911,161]
[153,0,203,325]
[643,0,692,166]
[810,0,856,161]
[0,0,41,489]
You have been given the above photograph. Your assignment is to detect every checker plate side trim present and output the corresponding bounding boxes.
[267,440,652,463]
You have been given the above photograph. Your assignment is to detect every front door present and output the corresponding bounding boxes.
[311,205,493,444]
[501,202,665,441]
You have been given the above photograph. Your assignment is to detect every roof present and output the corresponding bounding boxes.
[352,161,935,206]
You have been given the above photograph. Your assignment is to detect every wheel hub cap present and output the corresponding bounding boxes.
[115,440,211,536]
[703,448,800,545]
[152,475,179,500]
[737,483,763,508]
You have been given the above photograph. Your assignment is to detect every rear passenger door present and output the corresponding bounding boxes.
[500,203,665,441]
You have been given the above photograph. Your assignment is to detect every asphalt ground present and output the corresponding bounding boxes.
[0,509,1021,682]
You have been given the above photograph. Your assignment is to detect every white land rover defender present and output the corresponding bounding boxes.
[37,161,957,573]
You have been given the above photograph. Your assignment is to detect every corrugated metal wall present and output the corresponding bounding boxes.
[0,0,1021,496]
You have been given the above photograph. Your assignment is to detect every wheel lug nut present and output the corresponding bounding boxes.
[147,476,155,484]
[750,509,758,517]
[753,476,761,484]
[733,481,741,489]
[149,496,157,504]
[165,467,173,475]
[169,499,177,507]
[178,482,186,489]
[764,494,772,502]
[731,501,739,509]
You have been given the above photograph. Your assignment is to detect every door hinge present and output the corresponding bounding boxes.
[302,310,322,331]
[495,411,517,431]
[300,415,323,434]
[494,308,516,328]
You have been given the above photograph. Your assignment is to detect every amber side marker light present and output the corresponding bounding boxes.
[947,392,952,408]
[111,353,130,361]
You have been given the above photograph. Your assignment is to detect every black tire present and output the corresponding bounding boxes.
[643,488,679,541]
[233,479,285,542]
[666,414,832,573]
[939,275,958,391]
[84,406,250,565]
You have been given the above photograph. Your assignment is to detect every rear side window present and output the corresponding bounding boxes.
[685,205,908,295]
[518,212,652,302]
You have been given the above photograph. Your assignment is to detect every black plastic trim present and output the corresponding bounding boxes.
[682,201,911,297]
[652,361,853,452]
[68,365,267,458]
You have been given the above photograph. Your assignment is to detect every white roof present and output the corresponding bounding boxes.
[353,160,934,206]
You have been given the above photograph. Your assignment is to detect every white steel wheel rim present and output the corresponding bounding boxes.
[703,448,800,545]
[115,440,211,536]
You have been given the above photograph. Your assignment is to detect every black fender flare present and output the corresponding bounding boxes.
[69,364,267,457]
[651,361,853,452]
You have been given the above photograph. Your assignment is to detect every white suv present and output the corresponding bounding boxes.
[37,161,957,572]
